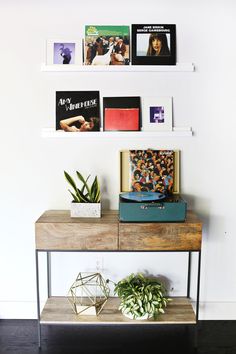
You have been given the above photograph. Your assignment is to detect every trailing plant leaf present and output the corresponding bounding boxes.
[114,273,171,320]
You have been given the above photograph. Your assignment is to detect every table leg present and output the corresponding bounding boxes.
[35,250,41,348]
[187,251,191,298]
[195,251,201,322]
[47,252,51,298]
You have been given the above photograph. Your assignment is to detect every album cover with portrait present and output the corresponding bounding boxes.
[120,149,179,194]
[84,25,130,65]
[131,24,176,65]
[56,91,100,132]
[46,39,80,65]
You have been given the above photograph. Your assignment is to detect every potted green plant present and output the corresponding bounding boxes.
[64,170,101,218]
[114,272,171,320]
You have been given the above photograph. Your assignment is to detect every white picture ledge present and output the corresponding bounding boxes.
[41,128,193,138]
[41,62,195,72]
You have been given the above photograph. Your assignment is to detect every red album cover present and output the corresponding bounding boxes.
[104,108,140,131]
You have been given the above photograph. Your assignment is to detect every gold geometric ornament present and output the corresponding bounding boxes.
[67,272,110,316]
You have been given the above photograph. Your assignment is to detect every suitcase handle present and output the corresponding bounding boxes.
[140,203,165,210]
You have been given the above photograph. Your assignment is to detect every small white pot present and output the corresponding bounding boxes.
[122,310,153,320]
[70,202,101,218]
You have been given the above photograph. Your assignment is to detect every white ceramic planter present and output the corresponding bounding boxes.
[122,310,153,320]
[70,202,101,218]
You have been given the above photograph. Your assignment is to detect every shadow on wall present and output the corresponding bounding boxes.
[183,194,212,239]
[142,270,172,293]
[185,194,228,241]
[101,176,111,210]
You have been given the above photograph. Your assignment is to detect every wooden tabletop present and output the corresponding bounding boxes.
[35,210,202,251]
[36,209,201,224]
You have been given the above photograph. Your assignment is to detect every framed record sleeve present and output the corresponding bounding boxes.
[46,39,80,65]
[131,24,176,65]
[103,96,141,131]
[56,91,100,132]
[120,149,180,194]
[142,96,173,131]
[84,25,130,65]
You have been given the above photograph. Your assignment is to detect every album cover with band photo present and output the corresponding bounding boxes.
[84,25,130,66]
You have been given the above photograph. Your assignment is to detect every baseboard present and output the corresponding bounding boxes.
[0,302,38,319]
[199,302,236,320]
[0,301,236,320]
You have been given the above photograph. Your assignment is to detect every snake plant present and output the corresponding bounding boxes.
[64,170,101,203]
[114,273,171,319]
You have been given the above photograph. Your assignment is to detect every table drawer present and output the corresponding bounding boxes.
[119,222,202,251]
[36,222,118,250]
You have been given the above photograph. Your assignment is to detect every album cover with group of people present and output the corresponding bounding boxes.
[84,25,130,66]
[48,24,176,67]
[120,149,180,195]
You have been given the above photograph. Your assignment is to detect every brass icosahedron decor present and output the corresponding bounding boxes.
[67,272,110,316]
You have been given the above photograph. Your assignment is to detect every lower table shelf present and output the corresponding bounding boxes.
[35,210,202,346]
[40,296,196,325]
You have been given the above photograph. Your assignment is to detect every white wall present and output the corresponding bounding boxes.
[0,0,235,320]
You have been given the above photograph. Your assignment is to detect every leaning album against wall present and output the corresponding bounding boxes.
[56,91,100,132]
[120,149,180,194]
[83,25,130,65]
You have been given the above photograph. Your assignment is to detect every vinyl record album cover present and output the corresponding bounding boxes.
[131,24,176,65]
[104,108,139,131]
[84,25,130,65]
[120,149,180,194]
[56,91,100,132]
[103,96,141,131]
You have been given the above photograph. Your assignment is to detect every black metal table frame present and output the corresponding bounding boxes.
[35,249,201,348]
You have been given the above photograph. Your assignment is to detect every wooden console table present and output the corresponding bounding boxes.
[35,210,202,348]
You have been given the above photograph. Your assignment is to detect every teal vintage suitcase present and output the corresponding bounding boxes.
[119,194,187,222]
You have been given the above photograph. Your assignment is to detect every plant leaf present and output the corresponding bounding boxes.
[64,171,77,193]
[91,176,101,203]
[76,171,92,199]
[81,175,90,195]
[94,190,101,203]
[69,190,81,203]
[76,188,91,203]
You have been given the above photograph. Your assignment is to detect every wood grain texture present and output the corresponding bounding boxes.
[119,211,202,251]
[36,210,118,224]
[40,297,196,324]
[119,224,202,251]
[35,210,119,250]
[35,210,202,251]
